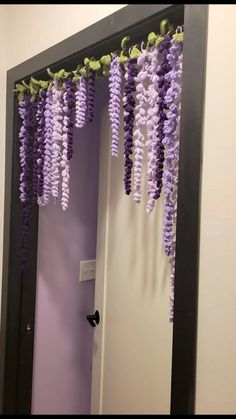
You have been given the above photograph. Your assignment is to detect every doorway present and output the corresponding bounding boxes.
[0,4,208,415]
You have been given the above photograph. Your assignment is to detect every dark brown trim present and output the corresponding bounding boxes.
[0,4,208,415]
[171,4,208,415]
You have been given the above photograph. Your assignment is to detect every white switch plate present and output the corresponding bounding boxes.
[79,259,96,282]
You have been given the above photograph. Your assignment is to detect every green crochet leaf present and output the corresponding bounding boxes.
[130,46,141,59]
[121,36,130,50]
[89,60,101,71]
[100,55,111,66]
[84,57,90,65]
[147,32,157,45]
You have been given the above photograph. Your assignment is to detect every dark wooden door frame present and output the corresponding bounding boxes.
[0,4,208,415]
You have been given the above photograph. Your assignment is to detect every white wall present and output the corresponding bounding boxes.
[1,3,236,415]
[195,5,236,414]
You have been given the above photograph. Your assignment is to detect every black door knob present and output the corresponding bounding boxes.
[86,310,100,327]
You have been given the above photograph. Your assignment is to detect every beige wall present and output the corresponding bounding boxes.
[0,3,236,415]
[196,5,236,414]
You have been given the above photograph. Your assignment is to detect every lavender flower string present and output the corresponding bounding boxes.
[154,35,172,200]
[146,47,160,214]
[123,58,138,195]
[51,80,63,203]
[36,90,46,206]
[19,94,35,270]
[133,50,149,203]
[64,77,75,160]
[42,89,53,205]
[75,77,87,128]
[108,55,122,156]
[86,69,95,123]
[61,78,75,210]
[162,39,183,322]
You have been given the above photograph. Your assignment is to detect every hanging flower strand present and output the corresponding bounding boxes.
[146,35,172,213]
[133,48,149,203]
[86,69,95,123]
[51,79,63,203]
[146,46,160,214]
[61,77,75,210]
[123,57,138,195]
[108,54,122,157]
[18,94,35,270]
[42,88,53,205]
[36,90,47,206]
[163,36,183,322]
[75,76,87,128]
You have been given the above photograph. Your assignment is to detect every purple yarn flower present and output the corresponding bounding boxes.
[146,47,160,214]
[154,35,172,200]
[108,55,122,156]
[162,39,183,322]
[36,90,46,206]
[86,69,95,123]
[42,88,53,205]
[63,77,75,160]
[75,77,87,128]
[61,77,75,210]
[123,58,138,195]
[19,94,36,270]
[133,50,149,203]
[51,80,63,203]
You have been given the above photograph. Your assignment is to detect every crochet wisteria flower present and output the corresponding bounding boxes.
[133,50,149,203]
[19,94,35,269]
[86,69,95,123]
[61,77,75,210]
[163,39,183,322]
[146,47,160,214]
[75,77,87,128]
[108,55,122,157]
[51,80,63,203]
[42,89,53,205]
[154,35,172,200]
[123,58,138,195]
[36,90,46,206]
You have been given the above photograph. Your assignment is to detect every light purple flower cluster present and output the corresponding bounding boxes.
[108,55,122,157]
[163,38,183,322]
[43,89,53,205]
[61,78,75,210]
[75,77,87,128]
[133,50,149,203]
[51,80,63,203]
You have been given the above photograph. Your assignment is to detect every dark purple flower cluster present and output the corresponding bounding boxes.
[86,69,95,123]
[154,35,172,200]
[123,58,138,195]
[64,77,75,160]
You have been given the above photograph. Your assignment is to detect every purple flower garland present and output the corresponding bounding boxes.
[163,38,183,322]
[108,55,122,157]
[123,58,138,195]
[61,77,75,210]
[133,50,149,203]
[51,80,63,203]
[75,77,87,128]
[154,35,172,201]
[19,94,35,269]
[42,88,53,205]
[86,69,95,123]
[146,47,160,214]
[36,90,46,206]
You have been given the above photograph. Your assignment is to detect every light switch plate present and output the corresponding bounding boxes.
[79,259,96,282]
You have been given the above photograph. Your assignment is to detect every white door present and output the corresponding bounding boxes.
[90,97,173,414]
